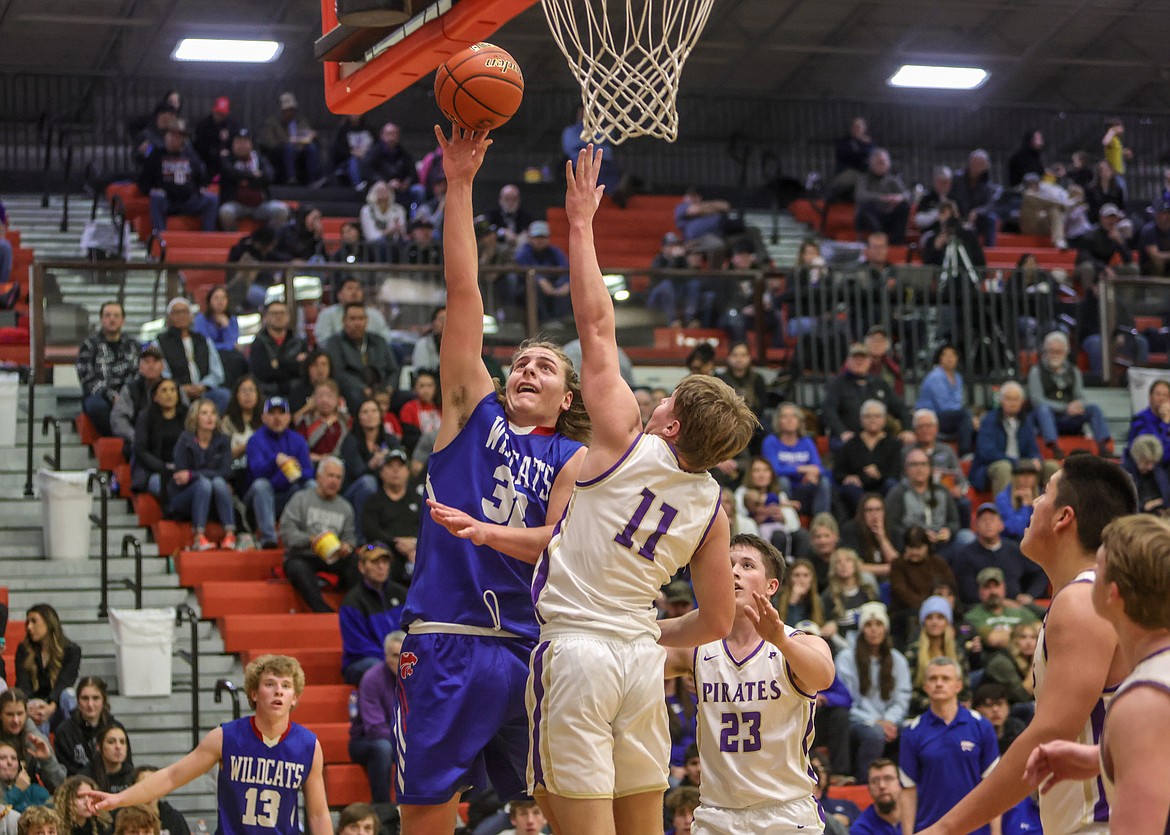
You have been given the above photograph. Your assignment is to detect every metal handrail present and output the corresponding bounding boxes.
[176,604,201,749]
[120,535,144,610]
[214,679,242,721]
[40,416,62,470]
[23,377,36,497]
[88,471,110,617]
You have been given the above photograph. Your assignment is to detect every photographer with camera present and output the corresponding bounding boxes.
[921,200,986,267]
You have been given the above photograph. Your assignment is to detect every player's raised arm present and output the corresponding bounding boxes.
[87,726,224,811]
[433,123,495,450]
[565,146,641,454]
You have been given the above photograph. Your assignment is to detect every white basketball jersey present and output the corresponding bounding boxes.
[533,434,721,641]
[693,626,818,810]
[1101,646,1170,823]
[1033,569,1112,834]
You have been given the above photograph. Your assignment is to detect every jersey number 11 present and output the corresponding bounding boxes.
[614,487,678,561]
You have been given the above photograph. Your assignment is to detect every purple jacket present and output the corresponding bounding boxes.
[350,662,396,742]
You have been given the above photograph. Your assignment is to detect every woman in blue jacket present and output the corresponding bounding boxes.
[169,397,236,550]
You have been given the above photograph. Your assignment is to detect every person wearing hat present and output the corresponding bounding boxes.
[903,594,969,718]
[823,342,913,452]
[243,396,314,549]
[1137,198,1170,276]
[193,95,238,177]
[960,566,1039,648]
[110,344,180,450]
[217,127,289,232]
[279,455,360,613]
[136,118,218,233]
[951,501,1045,608]
[899,654,999,835]
[258,92,322,187]
[338,542,408,687]
[1074,200,1135,286]
[514,218,570,321]
[835,601,912,783]
[359,447,419,588]
[152,297,231,414]
[77,301,141,438]
[660,580,694,619]
[397,215,442,266]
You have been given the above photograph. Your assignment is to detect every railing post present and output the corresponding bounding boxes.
[214,679,242,721]
[41,416,61,470]
[88,471,110,617]
[1100,275,1115,385]
[121,534,143,610]
[23,376,36,497]
[31,264,46,384]
[176,604,201,749]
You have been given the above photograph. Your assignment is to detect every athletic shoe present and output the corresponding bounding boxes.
[220,532,238,551]
[194,534,215,551]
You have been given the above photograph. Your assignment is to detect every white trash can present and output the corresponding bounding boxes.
[108,607,177,696]
[37,469,93,561]
[0,373,18,447]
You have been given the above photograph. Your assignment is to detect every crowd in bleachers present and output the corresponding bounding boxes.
[8,100,1170,835]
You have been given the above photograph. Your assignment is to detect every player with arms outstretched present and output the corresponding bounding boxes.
[396,125,589,835]
[918,456,1137,835]
[84,655,329,835]
[1024,514,1170,835]
[526,147,756,835]
[665,533,835,835]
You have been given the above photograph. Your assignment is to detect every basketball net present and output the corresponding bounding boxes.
[541,0,715,145]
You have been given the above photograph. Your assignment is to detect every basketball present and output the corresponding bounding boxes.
[434,42,525,131]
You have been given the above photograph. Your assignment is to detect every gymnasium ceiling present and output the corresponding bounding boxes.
[4,0,1170,112]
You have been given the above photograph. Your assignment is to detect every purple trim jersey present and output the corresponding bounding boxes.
[402,394,583,641]
[216,717,317,835]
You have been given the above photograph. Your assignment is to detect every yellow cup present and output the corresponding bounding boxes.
[313,531,342,563]
[279,457,302,482]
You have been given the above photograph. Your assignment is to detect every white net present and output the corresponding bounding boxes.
[541,0,715,145]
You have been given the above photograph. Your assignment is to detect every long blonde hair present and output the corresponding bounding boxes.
[499,339,591,444]
[1009,622,1039,677]
[912,622,959,688]
[826,548,874,616]
[775,558,824,624]
[54,775,111,834]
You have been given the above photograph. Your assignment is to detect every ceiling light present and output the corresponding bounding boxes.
[888,65,988,90]
[172,38,283,63]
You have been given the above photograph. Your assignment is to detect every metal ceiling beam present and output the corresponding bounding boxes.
[14,13,158,26]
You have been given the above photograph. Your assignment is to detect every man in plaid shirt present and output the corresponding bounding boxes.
[78,301,140,435]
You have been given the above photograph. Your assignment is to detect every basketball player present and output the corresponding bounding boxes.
[395,124,588,835]
[522,146,756,835]
[664,533,835,835]
[917,456,1137,835]
[1023,514,1170,835]
[83,655,329,835]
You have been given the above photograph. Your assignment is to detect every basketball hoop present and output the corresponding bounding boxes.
[541,0,715,145]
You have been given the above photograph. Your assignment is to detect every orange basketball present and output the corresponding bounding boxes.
[434,42,524,131]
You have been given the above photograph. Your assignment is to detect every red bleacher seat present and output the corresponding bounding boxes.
[133,493,163,527]
[76,414,100,447]
[219,614,341,654]
[95,438,125,473]
[306,722,350,763]
[831,784,873,811]
[154,521,227,556]
[197,581,343,619]
[175,550,283,586]
[324,765,370,805]
[240,648,344,686]
[289,684,351,723]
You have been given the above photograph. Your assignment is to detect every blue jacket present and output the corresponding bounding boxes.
[916,366,967,414]
[339,579,407,670]
[193,313,240,352]
[245,425,313,491]
[994,485,1033,540]
[761,434,828,483]
[1127,407,1170,466]
[170,431,233,510]
[971,408,1041,492]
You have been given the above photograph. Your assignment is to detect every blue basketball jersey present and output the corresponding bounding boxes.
[216,717,317,835]
[402,393,584,641]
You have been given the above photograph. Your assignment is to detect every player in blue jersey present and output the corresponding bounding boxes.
[83,655,329,835]
[395,125,589,835]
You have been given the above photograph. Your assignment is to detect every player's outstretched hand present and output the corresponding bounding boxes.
[565,144,605,224]
[427,498,490,545]
[1023,741,1100,794]
[744,591,783,644]
[77,783,117,813]
[435,123,492,184]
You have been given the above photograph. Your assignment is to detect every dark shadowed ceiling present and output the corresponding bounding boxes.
[4,0,1170,112]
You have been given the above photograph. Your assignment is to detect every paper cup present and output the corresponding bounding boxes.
[279,457,302,482]
[313,531,341,563]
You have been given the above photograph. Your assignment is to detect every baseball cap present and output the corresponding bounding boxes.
[359,542,392,562]
[263,396,289,413]
[473,215,495,238]
[848,342,870,357]
[663,580,693,605]
[662,231,682,245]
[978,566,1006,586]
[1012,461,1039,475]
[975,502,1000,517]
[527,220,550,238]
[233,127,252,141]
[381,448,409,465]
[213,96,231,115]
[279,92,299,110]
[866,324,889,338]
[140,344,163,360]
[1099,203,1122,218]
